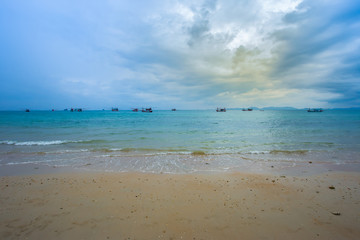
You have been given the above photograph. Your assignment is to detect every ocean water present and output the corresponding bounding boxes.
[0,110,360,174]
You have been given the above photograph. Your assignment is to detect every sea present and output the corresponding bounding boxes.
[0,110,360,174]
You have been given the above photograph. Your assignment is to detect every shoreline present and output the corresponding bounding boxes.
[1,169,360,239]
[1,160,360,177]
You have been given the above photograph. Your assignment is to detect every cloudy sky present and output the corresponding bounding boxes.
[0,0,359,110]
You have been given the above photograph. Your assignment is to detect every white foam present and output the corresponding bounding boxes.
[3,159,58,165]
[243,150,270,154]
[0,141,16,145]
[43,149,89,154]
[0,140,79,146]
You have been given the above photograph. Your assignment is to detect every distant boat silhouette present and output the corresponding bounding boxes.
[112,108,119,111]
[242,108,253,111]
[142,108,153,113]
[132,108,139,112]
[70,108,82,112]
[216,108,226,112]
[25,109,30,112]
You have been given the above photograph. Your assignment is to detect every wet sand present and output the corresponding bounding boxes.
[1,171,360,240]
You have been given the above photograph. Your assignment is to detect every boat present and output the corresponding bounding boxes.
[307,108,323,112]
[112,108,119,111]
[132,108,139,112]
[142,108,153,113]
[25,109,30,112]
[242,108,253,111]
[70,108,82,112]
[216,108,226,112]
[172,109,176,111]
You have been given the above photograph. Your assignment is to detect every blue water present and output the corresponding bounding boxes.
[0,110,360,173]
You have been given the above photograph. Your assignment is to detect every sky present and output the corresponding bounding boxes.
[0,0,359,110]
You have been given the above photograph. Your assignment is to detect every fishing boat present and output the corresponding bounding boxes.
[172,108,176,111]
[132,108,139,112]
[242,108,253,111]
[25,109,30,112]
[307,108,323,112]
[112,108,119,111]
[216,108,226,112]
[142,108,153,113]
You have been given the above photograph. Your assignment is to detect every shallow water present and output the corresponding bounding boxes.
[0,110,359,173]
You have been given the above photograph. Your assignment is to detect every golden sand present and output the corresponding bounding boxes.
[1,171,359,239]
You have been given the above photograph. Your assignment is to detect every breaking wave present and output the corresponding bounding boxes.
[0,140,83,146]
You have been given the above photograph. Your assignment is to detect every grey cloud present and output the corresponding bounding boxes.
[269,0,360,106]
[273,0,360,76]
[187,0,217,47]
[2,0,359,109]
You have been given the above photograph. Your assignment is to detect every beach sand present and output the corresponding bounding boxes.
[1,171,359,240]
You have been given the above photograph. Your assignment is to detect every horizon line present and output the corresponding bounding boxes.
[1,107,360,111]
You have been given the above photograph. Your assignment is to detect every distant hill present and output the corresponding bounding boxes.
[328,107,360,110]
[225,107,360,111]
[228,107,298,110]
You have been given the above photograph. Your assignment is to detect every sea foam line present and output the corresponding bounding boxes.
[0,140,81,146]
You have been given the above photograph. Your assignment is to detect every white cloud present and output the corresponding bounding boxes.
[216,88,342,108]
[1,0,359,109]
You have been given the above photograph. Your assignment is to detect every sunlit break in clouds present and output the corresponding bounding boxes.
[0,0,359,109]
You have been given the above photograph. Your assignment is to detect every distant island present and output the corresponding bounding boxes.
[228,107,360,111]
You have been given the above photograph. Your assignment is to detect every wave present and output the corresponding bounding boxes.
[1,159,59,166]
[237,150,311,155]
[243,150,270,154]
[90,147,191,154]
[0,140,83,146]
[0,139,112,146]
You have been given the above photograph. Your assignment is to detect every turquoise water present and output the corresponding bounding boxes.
[0,110,360,173]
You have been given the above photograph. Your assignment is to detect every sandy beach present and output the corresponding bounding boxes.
[1,170,359,240]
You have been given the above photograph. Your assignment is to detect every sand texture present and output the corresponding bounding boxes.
[1,171,360,239]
